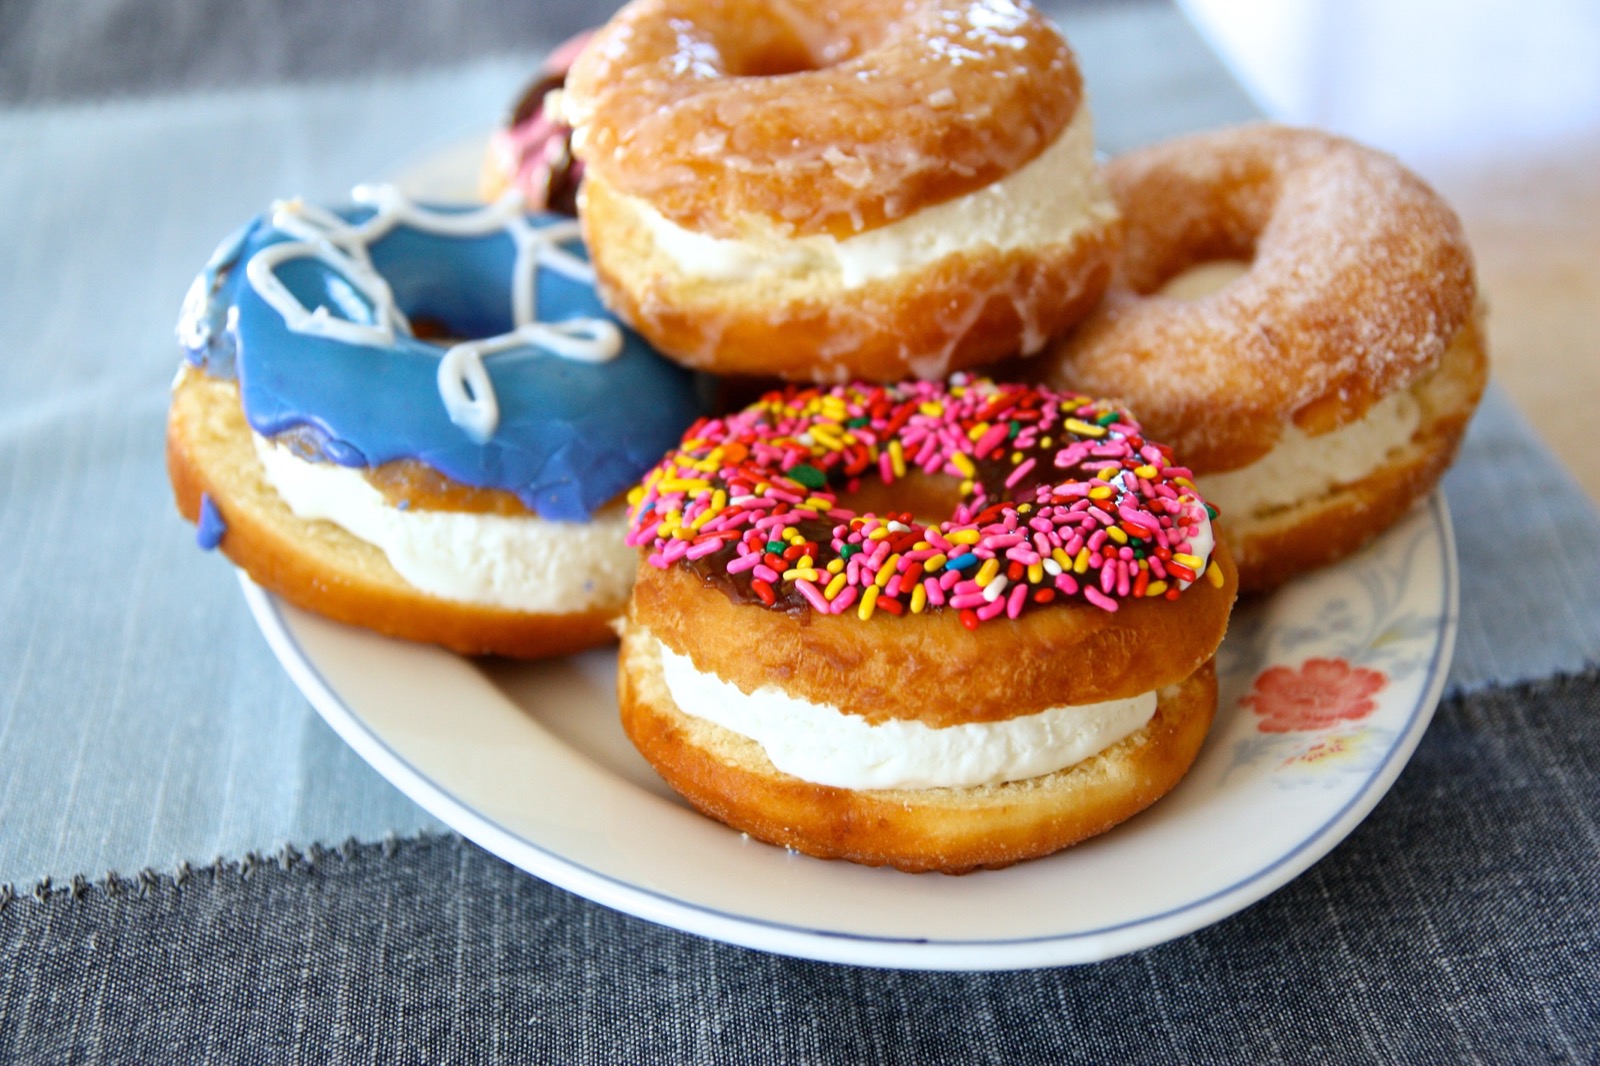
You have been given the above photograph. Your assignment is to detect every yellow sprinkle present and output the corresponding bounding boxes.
[1206,561,1225,588]
[910,583,928,613]
[1146,580,1169,597]
[1134,465,1159,480]
[627,486,645,506]
[1107,526,1129,545]
[784,528,804,544]
[1027,562,1044,585]
[875,555,899,588]
[804,496,833,512]
[975,558,1001,587]
[919,401,944,418]
[867,526,890,541]
[950,452,976,479]
[858,584,880,621]
[1051,548,1072,570]
[658,477,712,494]
[1065,418,1107,438]
[797,555,813,570]
[782,567,821,583]
[959,479,975,497]
[1097,468,1117,481]
[1073,549,1091,574]
[826,558,845,574]
[924,553,948,572]
[1088,485,1114,500]
[1040,437,1053,449]
[913,541,931,551]
[1173,553,1203,570]
[1011,451,1023,465]
[888,440,906,480]
[1175,476,1197,491]
[967,421,990,442]
[946,529,981,545]
[825,572,847,600]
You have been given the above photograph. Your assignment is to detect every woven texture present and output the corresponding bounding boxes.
[3,670,1596,1063]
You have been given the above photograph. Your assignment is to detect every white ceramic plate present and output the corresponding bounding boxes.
[241,491,1455,970]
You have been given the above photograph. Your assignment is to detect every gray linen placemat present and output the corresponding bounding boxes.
[3,669,1596,1062]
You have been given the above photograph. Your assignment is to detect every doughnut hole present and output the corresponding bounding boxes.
[831,473,966,527]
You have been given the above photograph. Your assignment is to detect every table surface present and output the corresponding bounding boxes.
[2,0,1598,1058]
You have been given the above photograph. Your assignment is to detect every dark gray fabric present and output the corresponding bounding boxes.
[3,671,1597,1063]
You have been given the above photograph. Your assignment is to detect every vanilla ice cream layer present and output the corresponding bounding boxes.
[254,436,635,613]
[1198,388,1423,519]
[617,106,1113,289]
[655,636,1158,791]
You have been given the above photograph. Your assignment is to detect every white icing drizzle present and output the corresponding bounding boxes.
[243,185,623,443]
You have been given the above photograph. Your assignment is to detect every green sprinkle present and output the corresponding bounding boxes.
[765,540,786,554]
[788,463,826,490]
[839,544,861,559]
[1097,410,1118,426]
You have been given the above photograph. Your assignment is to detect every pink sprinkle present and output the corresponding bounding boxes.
[1055,573,1079,595]
[754,564,780,583]
[1004,457,1036,489]
[795,579,829,613]
[661,539,689,563]
[976,598,1007,621]
[923,577,946,607]
[1006,583,1028,619]
[974,424,1009,456]
[726,552,762,574]
[831,586,858,613]
[686,538,723,561]
[1083,586,1119,612]
[950,592,988,610]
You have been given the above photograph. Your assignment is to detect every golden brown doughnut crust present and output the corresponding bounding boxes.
[618,622,1218,874]
[581,172,1119,382]
[1039,123,1477,473]
[166,370,620,658]
[1218,313,1488,594]
[629,535,1237,726]
[564,0,1082,240]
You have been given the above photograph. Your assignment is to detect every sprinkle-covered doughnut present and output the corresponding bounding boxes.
[626,375,1224,626]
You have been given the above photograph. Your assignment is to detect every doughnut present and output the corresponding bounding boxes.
[1035,123,1488,592]
[167,185,705,658]
[480,31,591,214]
[618,376,1238,872]
[559,0,1121,383]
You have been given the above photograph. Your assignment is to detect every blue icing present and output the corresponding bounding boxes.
[196,493,227,550]
[178,193,705,521]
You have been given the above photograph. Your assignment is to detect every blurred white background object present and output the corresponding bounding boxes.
[1176,0,1600,503]
[1176,0,1600,165]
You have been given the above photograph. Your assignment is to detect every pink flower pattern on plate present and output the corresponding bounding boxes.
[1242,658,1388,733]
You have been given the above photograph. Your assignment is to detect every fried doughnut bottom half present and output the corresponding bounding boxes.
[617,541,1237,874]
[168,371,621,659]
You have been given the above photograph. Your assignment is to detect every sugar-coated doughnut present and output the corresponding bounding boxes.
[1036,124,1487,592]
[561,0,1120,383]
[480,31,591,214]
[619,376,1237,872]
[168,185,705,657]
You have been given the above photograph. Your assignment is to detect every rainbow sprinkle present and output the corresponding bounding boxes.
[625,375,1220,625]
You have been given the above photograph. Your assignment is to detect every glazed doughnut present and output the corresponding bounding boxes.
[168,185,705,658]
[560,0,1121,382]
[480,31,591,214]
[619,376,1238,873]
[1036,124,1488,592]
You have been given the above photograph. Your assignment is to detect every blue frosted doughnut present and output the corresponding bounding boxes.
[179,185,704,520]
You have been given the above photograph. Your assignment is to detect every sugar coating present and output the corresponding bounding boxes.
[1045,123,1476,474]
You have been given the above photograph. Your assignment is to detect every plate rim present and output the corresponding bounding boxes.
[241,492,1458,971]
